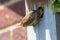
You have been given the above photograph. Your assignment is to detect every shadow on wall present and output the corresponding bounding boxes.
[33,8,46,40]
[33,7,56,40]
[56,13,60,40]
[34,16,46,40]
[33,15,52,40]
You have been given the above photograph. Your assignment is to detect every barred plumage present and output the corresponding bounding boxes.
[20,7,44,26]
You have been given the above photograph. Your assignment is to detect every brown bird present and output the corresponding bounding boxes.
[20,7,44,26]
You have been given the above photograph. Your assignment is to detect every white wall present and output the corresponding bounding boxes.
[25,0,57,40]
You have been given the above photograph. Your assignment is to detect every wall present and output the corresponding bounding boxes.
[56,14,60,40]
[26,0,57,40]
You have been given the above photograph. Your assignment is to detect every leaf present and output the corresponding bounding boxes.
[52,0,60,14]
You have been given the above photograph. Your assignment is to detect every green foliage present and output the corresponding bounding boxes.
[52,0,60,14]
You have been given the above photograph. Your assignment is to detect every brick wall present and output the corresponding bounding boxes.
[0,0,27,40]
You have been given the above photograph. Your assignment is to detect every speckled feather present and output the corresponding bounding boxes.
[20,7,44,26]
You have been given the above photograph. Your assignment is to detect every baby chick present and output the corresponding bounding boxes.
[20,7,44,26]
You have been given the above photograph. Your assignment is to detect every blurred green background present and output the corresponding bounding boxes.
[51,0,60,14]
